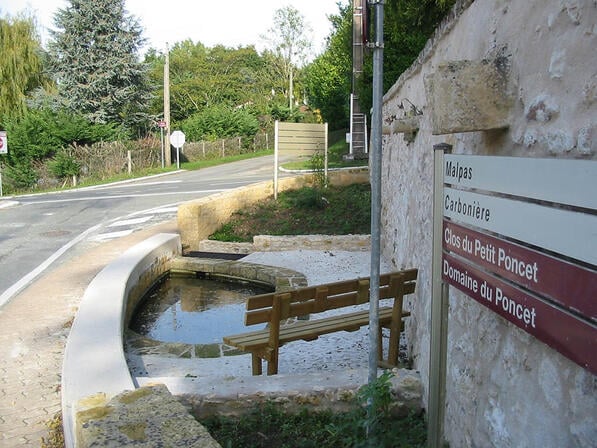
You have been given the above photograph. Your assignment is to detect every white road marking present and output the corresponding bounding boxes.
[23,189,226,205]
[89,229,134,242]
[96,180,182,189]
[108,216,153,227]
[0,222,104,309]
[148,207,178,214]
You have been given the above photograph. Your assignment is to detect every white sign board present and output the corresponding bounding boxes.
[444,154,597,209]
[170,130,185,149]
[0,131,7,154]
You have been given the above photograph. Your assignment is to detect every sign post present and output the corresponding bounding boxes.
[170,130,185,170]
[157,120,166,168]
[0,131,7,197]
[428,143,451,448]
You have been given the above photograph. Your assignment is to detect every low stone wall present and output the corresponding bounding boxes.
[177,168,369,252]
[178,368,422,419]
[197,234,371,254]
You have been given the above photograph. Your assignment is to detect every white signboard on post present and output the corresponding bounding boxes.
[170,130,185,148]
[0,131,7,154]
[170,130,185,169]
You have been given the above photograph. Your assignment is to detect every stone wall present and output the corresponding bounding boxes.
[381,0,596,447]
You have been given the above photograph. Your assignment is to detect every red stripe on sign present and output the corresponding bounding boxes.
[442,253,597,375]
[443,220,596,321]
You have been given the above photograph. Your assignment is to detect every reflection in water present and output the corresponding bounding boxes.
[131,276,270,344]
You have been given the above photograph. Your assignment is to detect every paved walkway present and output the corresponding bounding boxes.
[0,221,177,447]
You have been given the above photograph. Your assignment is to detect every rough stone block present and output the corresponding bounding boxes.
[76,384,220,447]
[425,58,514,134]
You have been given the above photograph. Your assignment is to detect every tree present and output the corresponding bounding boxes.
[262,6,312,110]
[47,0,152,136]
[357,0,456,112]
[0,12,48,124]
[304,2,353,129]
[146,41,277,124]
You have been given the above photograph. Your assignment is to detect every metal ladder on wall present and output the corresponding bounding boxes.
[349,94,368,159]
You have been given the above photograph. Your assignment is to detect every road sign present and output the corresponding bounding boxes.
[170,130,185,148]
[0,131,7,154]
[157,120,166,128]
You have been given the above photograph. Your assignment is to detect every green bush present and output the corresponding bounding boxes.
[48,150,80,180]
[180,105,260,141]
[3,160,38,191]
[3,108,121,164]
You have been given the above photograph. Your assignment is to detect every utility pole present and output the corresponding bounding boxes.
[164,43,172,166]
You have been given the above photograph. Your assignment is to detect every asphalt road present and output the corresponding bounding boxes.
[0,154,298,308]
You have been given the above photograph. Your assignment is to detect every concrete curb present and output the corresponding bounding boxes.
[61,233,181,448]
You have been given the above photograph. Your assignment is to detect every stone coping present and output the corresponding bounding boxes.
[61,233,181,448]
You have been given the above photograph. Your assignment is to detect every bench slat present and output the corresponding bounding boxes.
[245,269,418,311]
[244,281,416,326]
[226,307,411,350]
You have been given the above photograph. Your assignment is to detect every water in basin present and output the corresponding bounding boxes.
[130,274,271,344]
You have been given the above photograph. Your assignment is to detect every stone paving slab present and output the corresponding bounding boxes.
[0,221,177,447]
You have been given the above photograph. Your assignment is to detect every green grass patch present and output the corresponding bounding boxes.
[199,372,426,448]
[209,183,372,242]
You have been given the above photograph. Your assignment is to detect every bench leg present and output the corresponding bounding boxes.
[377,326,384,362]
[251,354,262,375]
[267,349,279,375]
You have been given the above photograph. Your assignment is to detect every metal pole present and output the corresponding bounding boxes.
[428,143,451,448]
[274,120,279,200]
[324,122,329,184]
[368,0,384,389]
[160,127,164,168]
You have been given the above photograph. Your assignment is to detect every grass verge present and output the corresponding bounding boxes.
[209,183,372,242]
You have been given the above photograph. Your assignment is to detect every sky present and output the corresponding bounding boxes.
[1,0,342,58]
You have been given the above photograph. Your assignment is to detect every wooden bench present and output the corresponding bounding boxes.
[223,269,417,375]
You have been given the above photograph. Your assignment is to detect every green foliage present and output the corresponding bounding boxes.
[2,160,38,191]
[48,150,80,180]
[4,108,119,162]
[146,41,281,124]
[47,0,152,135]
[304,0,455,127]
[180,105,259,141]
[304,2,352,129]
[0,12,48,124]
[2,107,120,190]
[201,373,427,447]
[267,103,304,123]
[309,151,327,190]
[357,0,456,113]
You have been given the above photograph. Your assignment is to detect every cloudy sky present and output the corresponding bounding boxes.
[2,0,342,57]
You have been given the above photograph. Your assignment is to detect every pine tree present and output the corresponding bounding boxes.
[47,0,152,135]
